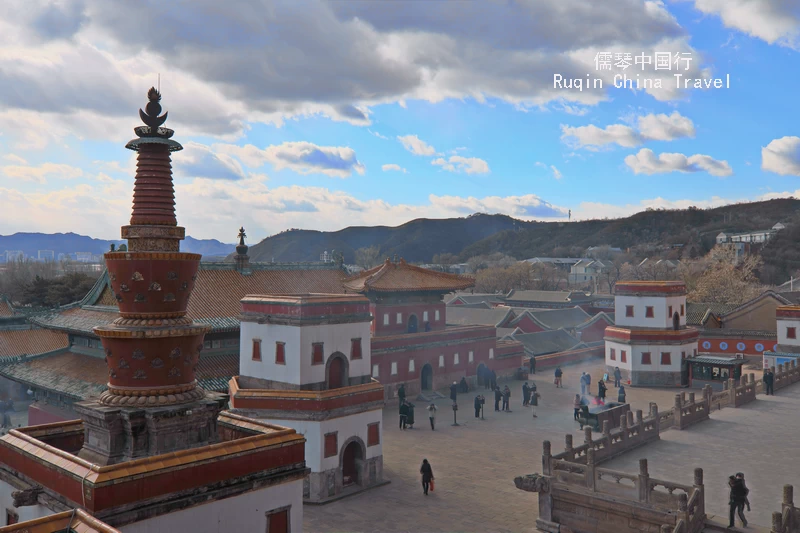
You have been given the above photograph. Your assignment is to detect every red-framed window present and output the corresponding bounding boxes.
[609,348,616,361]
[668,305,673,317]
[661,352,671,365]
[267,508,290,533]
[680,304,685,316]
[351,338,363,360]
[645,306,654,318]
[788,327,797,340]
[681,351,686,360]
[312,343,324,365]
[324,432,338,458]
[252,339,262,362]
[275,342,286,365]
[625,305,634,317]
[641,352,651,365]
[367,422,380,446]
[621,350,627,363]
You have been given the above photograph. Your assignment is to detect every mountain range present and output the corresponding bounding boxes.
[0,233,235,258]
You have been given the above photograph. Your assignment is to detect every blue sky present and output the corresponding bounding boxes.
[1,0,799,243]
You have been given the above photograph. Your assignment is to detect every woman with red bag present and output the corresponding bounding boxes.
[420,458,434,495]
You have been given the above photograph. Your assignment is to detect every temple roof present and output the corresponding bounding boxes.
[343,258,474,293]
[0,328,69,358]
[0,509,121,533]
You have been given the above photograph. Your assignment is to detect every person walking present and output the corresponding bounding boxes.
[580,372,587,396]
[598,379,607,400]
[728,475,748,528]
[474,394,482,418]
[617,385,626,404]
[398,384,406,405]
[529,356,536,375]
[530,386,540,418]
[585,372,591,390]
[502,385,511,412]
[522,382,530,407]
[554,366,563,388]
[399,401,409,430]
[407,401,416,429]
[494,386,502,411]
[427,403,437,430]
[573,394,582,420]
[736,473,751,512]
[490,370,497,391]
[459,377,469,393]
[613,366,622,387]
[420,459,434,496]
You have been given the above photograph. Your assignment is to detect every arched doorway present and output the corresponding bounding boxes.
[407,314,418,334]
[477,363,487,386]
[672,312,680,331]
[420,363,433,391]
[326,353,349,390]
[341,440,363,486]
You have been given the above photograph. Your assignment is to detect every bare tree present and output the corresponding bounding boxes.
[354,246,382,270]
[682,246,765,305]
[432,253,459,272]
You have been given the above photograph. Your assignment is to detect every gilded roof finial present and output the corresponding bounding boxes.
[238,227,247,246]
[139,87,169,131]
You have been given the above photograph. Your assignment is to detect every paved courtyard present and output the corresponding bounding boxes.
[304,360,690,533]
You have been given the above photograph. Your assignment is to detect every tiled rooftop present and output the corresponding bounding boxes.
[511,329,582,356]
[685,302,739,325]
[344,258,475,293]
[0,328,69,358]
[445,306,514,327]
[0,299,14,318]
[0,509,121,533]
[30,306,119,335]
[523,306,591,330]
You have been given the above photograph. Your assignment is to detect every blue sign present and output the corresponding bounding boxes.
[702,341,711,350]
[720,342,728,350]
[755,343,764,352]
[774,344,779,351]
[736,342,746,351]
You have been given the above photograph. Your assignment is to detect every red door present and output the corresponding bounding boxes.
[329,357,344,389]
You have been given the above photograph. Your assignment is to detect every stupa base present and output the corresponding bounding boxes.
[74,392,226,466]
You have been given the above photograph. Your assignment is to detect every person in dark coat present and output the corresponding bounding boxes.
[460,377,468,393]
[427,403,437,430]
[529,356,536,375]
[729,475,748,528]
[420,459,434,495]
[522,382,530,406]
[554,366,563,388]
[490,370,497,391]
[494,386,502,411]
[450,381,458,403]
[424,321,431,332]
[613,367,622,387]
[398,384,406,406]
[399,401,409,430]
[530,386,540,418]
[736,473,751,512]
[598,380,607,400]
[474,395,482,418]
[617,385,626,403]
[502,385,511,412]
[406,402,416,428]
[763,368,774,395]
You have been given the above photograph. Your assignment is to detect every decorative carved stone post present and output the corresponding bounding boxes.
[638,458,649,502]
[660,526,672,533]
[619,411,628,440]
[651,403,660,434]
[602,420,610,440]
[784,484,793,506]
[694,468,705,518]
[674,394,683,430]
[627,410,634,428]
[729,378,736,403]
[542,440,552,476]
[635,409,643,424]
[584,426,592,445]
[565,434,573,452]
[679,492,688,524]
[723,380,729,391]
[586,448,596,491]
[680,391,686,405]
[772,511,782,532]
[688,392,695,403]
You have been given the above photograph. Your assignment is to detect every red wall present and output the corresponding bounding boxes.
[371,302,446,336]
[578,319,611,343]
[698,335,777,356]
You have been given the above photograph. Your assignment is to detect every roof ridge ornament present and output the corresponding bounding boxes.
[126,87,182,151]
[139,87,169,131]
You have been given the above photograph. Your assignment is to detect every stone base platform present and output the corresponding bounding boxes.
[303,455,386,504]
[74,392,226,465]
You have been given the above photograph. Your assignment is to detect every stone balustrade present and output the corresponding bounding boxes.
[773,361,800,393]
[672,390,710,430]
[772,485,800,533]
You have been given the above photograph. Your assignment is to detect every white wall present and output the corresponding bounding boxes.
[267,409,383,473]
[240,321,372,385]
[605,340,697,373]
[777,317,800,346]
[614,295,686,329]
[122,479,303,533]
[0,479,53,525]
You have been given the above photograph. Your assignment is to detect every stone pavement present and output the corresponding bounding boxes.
[603,383,800,530]
[304,360,684,533]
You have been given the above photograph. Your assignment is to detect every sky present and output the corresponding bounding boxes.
[1,0,800,243]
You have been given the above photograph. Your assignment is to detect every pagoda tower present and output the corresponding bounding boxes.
[604,281,698,387]
[74,88,225,464]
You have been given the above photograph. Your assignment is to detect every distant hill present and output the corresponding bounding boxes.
[238,199,800,265]
[0,233,235,258]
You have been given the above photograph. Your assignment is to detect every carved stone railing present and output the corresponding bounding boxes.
[546,405,660,469]
[774,361,800,393]
[672,390,710,430]
[772,485,800,533]
[733,374,758,407]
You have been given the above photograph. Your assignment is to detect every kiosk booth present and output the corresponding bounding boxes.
[685,354,745,390]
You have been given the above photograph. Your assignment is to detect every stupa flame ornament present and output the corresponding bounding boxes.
[92,89,209,408]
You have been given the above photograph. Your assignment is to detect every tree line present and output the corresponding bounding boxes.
[0,259,101,308]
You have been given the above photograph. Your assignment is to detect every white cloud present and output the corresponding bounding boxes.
[398,135,436,156]
[369,129,389,140]
[690,0,800,50]
[382,164,408,173]
[215,141,366,178]
[176,142,247,181]
[762,136,800,176]
[2,154,27,165]
[432,155,490,174]
[1,162,84,183]
[561,112,696,149]
[551,165,563,180]
[624,148,733,176]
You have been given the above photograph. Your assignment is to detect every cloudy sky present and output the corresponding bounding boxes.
[1,0,800,243]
